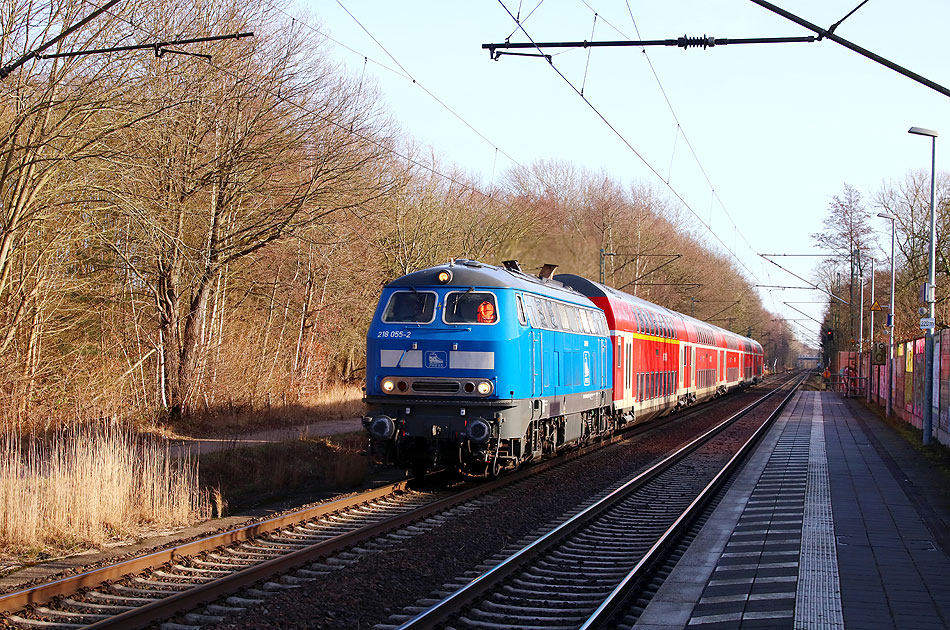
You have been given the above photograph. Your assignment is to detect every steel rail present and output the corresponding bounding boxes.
[0,409,679,622]
[579,373,806,628]
[394,375,800,629]
[0,410,670,626]
[2,375,792,628]
[0,481,413,613]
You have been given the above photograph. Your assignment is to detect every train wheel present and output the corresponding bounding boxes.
[410,462,429,479]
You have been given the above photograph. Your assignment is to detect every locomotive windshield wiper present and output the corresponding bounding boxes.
[453,287,474,316]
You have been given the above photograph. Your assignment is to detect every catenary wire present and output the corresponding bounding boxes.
[579,0,764,274]
[615,0,763,262]
[589,0,812,340]
[574,0,767,280]
[279,0,548,192]
[496,0,762,283]
[72,0,507,212]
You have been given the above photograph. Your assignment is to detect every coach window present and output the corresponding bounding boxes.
[382,291,437,324]
[444,292,498,324]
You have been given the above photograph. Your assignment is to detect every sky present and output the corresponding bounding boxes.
[296,0,950,348]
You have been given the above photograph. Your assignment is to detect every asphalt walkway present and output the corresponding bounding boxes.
[168,417,364,458]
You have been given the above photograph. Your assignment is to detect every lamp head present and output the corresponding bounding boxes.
[908,126,938,138]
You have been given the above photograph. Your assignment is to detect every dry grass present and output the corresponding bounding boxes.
[171,383,364,438]
[198,433,369,510]
[0,423,210,561]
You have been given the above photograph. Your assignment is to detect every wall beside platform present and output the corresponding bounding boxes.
[865,329,950,446]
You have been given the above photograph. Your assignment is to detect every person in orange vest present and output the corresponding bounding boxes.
[822,367,831,390]
[477,300,496,323]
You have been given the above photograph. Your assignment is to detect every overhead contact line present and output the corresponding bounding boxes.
[482,33,816,60]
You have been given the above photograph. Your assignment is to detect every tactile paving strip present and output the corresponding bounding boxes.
[794,394,844,629]
[686,398,811,627]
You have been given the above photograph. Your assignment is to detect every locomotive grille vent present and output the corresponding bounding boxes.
[412,380,460,393]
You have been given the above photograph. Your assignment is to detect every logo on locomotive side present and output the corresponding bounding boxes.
[425,351,447,368]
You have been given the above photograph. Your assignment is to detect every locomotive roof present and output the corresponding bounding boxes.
[385,260,594,305]
[555,273,763,351]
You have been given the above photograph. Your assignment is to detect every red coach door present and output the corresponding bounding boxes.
[683,345,691,388]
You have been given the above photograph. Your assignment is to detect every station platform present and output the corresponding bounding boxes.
[634,390,950,630]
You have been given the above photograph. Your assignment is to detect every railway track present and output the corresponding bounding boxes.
[383,373,804,630]
[0,374,796,630]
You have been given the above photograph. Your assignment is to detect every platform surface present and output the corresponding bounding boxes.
[635,390,950,630]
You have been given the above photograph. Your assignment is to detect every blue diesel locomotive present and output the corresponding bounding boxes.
[362,259,614,476]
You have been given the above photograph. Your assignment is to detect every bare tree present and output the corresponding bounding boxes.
[94,1,394,416]
[0,0,144,427]
[874,171,950,337]
[811,183,876,344]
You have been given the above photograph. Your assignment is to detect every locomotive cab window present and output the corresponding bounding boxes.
[382,291,437,324]
[444,291,498,324]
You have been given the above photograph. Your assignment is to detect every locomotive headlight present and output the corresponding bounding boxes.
[476,381,493,395]
[381,378,395,393]
[437,270,453,284]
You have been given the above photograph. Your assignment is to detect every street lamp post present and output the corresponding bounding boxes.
[867,258,875,404]
[878,211,898,417]
[908,126,938,445]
